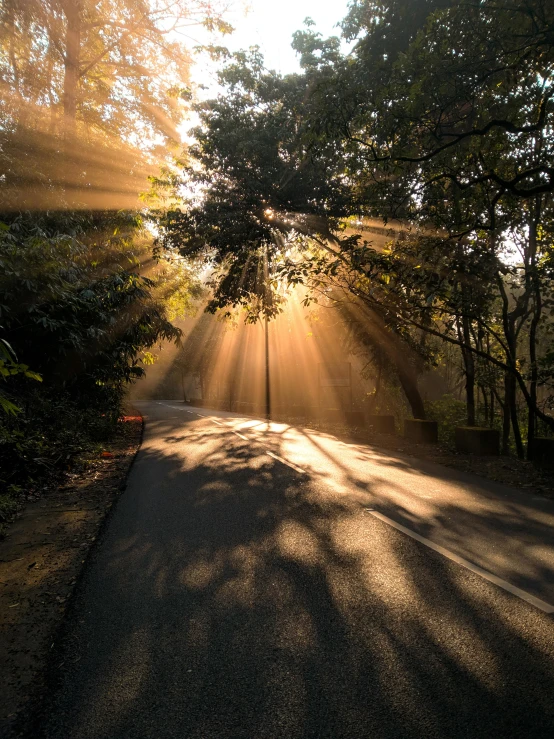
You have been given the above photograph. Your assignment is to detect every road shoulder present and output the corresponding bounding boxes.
[0,413,143,739]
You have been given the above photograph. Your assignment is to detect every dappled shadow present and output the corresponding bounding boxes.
[382,497,554,599]
[39,405,554,739]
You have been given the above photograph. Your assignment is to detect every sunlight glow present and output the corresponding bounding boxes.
[130,285,375,420]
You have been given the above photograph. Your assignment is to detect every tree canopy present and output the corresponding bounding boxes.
[0,0,223,493]
[157,0,554,451]
[0,0,231,209]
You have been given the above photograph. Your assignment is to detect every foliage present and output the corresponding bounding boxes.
[0,0,231,210]
[327,0,554,232]
[0,0,219,502]
[0,210,201,493]
[0,333,42,415]
[0,385,116,491]
[155,46,353,320]
[426,395,469,445]
[0,0,230,143]
[158,2,554,454]
[0,212,185,386]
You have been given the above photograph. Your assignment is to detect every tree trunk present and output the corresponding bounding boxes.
[463,319,476,426]
[482,385,488,426]
[511,395,524,459]
[456,314,476,426]
[504,372,524,458]
[63,0,81,141]
[463,352,476,425]
[497,255,525,458]
[396,364,426,419]
[352,302,427,419]
[527,208,542,460]
[502,373,511,455]
[454,262,477,427]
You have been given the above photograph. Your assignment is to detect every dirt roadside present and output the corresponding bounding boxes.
[0,413,143,739]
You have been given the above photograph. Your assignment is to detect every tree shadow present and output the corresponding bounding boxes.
[38,408,554,739]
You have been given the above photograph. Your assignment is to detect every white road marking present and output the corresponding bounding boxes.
[157,402,189,412]
[155,403,553,611]
[158,403,307,473]
[266,451,306,475]
[366,509,554,614]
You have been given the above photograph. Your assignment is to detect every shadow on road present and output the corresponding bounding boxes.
[40,413,554,739]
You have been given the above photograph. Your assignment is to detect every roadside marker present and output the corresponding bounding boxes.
[366,508,554,614]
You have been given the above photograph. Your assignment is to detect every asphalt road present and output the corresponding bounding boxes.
[40,401,554,739]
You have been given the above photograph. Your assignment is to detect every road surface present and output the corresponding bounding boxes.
[40,401,554,738]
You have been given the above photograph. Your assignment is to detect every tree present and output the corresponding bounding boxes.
[1,0,230,141]
[0,0,231,208]
[156,47,433,417]
[0,209,202,489]
[159,4,554,442]
[278,216,554,448]
[156,46,351,310]
[322,0,554,231]
[292,0,554,446]
[0,0,226,493]
[0,211,194,387]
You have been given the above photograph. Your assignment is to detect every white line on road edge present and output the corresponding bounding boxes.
[267,451,306,475]
[366,509,554,614]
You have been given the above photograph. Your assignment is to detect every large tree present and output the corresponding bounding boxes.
[0,0,231,208]
[159,4,554,440]
[156,48,434,418]
[157,47,353,317]
[319,0,554,232]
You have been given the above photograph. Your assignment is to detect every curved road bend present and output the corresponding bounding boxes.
[40,401,554,739]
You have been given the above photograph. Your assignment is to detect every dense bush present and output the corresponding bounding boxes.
[425,395,469,446]
[0,211,196,494]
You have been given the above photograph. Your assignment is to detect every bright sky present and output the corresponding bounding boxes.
[224,0,350,72]
[191,0,352,93]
